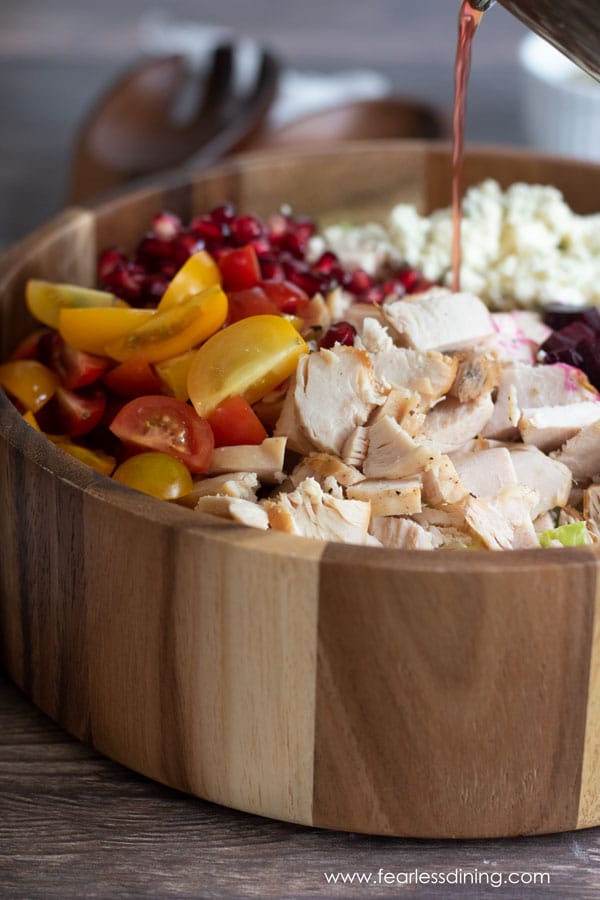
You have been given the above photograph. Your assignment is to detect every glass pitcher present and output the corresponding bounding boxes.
[470,0,600,80]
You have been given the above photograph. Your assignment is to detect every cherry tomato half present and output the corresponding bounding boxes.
[187,314,308,417]
[40,330,110,390]
[218,245,260,291]
[0,360,59,412]
[109,395,214,474]
[55,440,117,476]
[26,279,122,328]
[104,285,227,364]
[158,251,221,310]
[259,280,310,315]
[58,308,155,355]
[10,327,52,361]
[155,351,196,401]
[227,287,278,324]
[102,358,163,399]
[206,395,268,447]
[113,451,193,500]
[37,384,107,437]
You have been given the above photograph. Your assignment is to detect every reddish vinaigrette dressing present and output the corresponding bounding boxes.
[452,0,485,292]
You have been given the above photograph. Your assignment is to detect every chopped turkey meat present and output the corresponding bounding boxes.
[358,317,457,403]
[293,345,388,455]
[509,446,572,517]
[363,416,435,479]
[461,485,539,550]
[179,471,259,508]
[449,349,500,403]
[263,477,372,545]
[382,287,495,352]
[421,394,494,454]
[208,437,287,482]
[347,476,422,517]
[194,496,269,530]
[370,388,426,436]
[451,447,517,500]
[550,420,600,479]
[273,376,315,454]
[369,516,436,550]
[483,362,599,440]
[341,426,369,468]
[290,453,365,488]
[519,402,600,452]
[584,485,600,541]
[421,454,466,506]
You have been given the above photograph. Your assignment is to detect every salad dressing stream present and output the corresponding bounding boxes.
[451,0,485,293]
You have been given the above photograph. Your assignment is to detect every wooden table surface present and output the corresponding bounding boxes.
[1,1,599,896]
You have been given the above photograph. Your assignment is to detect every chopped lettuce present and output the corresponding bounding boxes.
[538,521,591,548]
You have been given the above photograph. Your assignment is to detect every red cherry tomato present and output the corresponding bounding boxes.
[259,279,310,315]
[109,395,214,474]
[206,395,268,447]
[37,385,107,437]
[103,358,164,399]
[40,330,110,390]
[227,287,279,324]
[218,245,261,291]
[10,327,52,360]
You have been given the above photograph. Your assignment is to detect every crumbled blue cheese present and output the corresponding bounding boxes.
[313,180,600,310]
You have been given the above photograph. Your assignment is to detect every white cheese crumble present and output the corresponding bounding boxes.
[313,180,600,310]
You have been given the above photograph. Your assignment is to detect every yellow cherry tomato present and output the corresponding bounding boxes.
[187,314,308,418]
[58,308,155,355]
[56,441,117,476]
[26,279,123,328]
[158,251,221,310]
[155,351,195,401]
[113,451,193,499]
[0,360,59,412]
[105,285,227,364]
[22,410,41,430]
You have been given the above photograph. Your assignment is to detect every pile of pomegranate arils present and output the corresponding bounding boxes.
[97,204,436,345]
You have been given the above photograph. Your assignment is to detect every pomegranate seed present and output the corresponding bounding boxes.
[174,232,203,257]
[412,278,437,293]
[268,213,289,247]
[382,279,405,298]
[293,219,317,242]
[260,258,285,281]
[103,262,146,304]
[249,238,271,258]
[135,236,179,271]
[151,211,182,240]
[281,231,307,259]
[230,215,264,245]
[360,285,385,305]
[320,321,357,349]
[98,247,127,282]
[190,216,230,244]
[312,251,339,275]
[346,269,373,296]
[210,203,235,224]
[396,265,420,293]
[288,270,322,297]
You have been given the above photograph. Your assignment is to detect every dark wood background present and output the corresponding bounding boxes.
[1,1,599,896]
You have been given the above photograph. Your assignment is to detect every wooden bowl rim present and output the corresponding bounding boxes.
[3,139,600,573]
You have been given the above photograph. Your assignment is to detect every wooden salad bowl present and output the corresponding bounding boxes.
[1,142,600,839]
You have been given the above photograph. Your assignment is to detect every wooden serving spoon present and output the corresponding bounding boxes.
[68,47,279,205]
[243,97,448,150]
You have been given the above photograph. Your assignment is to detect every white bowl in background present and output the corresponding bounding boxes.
[519,33,600,162]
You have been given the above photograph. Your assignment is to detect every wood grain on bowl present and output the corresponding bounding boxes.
[2,142,600,838]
